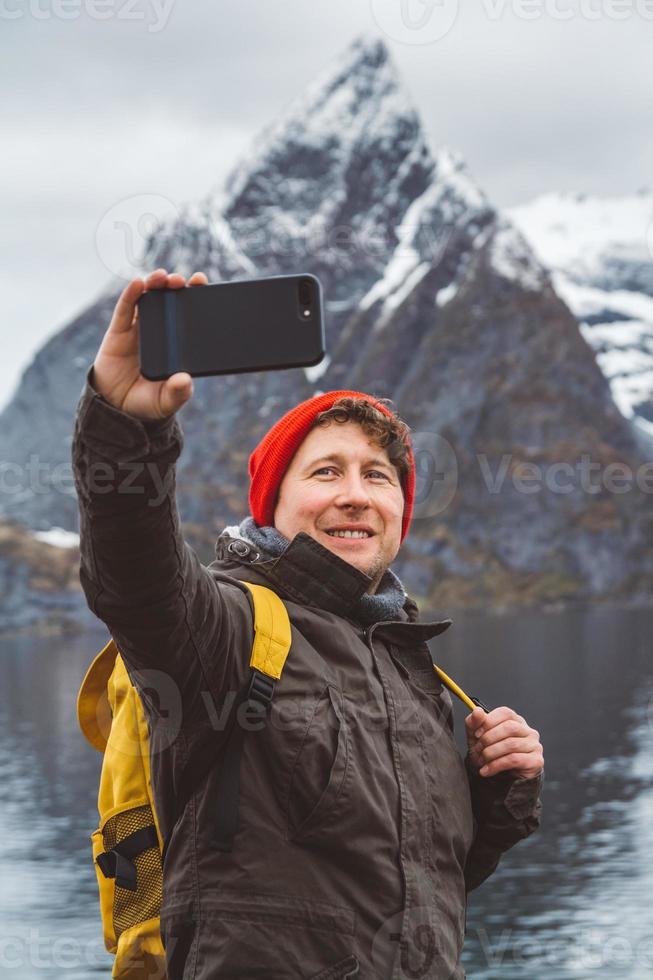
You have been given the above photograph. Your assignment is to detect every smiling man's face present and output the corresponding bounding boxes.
[273,420,405,593]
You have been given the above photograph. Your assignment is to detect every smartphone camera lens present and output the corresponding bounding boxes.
[298,278,313,308]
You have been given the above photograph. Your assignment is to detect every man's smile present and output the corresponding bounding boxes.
[322,524,376,541]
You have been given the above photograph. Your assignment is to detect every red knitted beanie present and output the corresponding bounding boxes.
[248,390,415,543]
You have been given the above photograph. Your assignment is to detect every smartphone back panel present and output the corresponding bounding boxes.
[138,273,325,380]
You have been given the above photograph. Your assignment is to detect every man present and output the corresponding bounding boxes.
[73,268,544,980]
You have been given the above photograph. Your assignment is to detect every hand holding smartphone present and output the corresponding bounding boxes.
[137,273,326,381]
[92,270,204,421]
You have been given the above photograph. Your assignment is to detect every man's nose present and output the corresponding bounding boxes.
[334,473,371,508]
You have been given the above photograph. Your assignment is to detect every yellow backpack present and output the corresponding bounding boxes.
[77,581,293,980]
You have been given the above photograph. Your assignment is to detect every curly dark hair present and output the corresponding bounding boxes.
[311,396,412,483]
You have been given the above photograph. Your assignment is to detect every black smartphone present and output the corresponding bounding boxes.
[137,273,326,380]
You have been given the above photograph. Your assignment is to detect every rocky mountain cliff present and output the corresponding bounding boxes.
[0,521,87,634]
[1,34,651,632]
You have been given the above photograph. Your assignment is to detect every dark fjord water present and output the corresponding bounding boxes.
[0,604,651,979]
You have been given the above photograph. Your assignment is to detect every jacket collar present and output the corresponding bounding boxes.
[213,530,452,641]
[215,530,375,618]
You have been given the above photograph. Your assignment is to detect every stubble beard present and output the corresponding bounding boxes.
[360,549,389,595]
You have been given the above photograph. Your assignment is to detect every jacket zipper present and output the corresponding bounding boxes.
[362,621,410,978]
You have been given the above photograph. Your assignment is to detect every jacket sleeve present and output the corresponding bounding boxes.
[463,753,543,893]
[71,365,251,714]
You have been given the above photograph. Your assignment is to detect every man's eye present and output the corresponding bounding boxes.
[312,467,389,479]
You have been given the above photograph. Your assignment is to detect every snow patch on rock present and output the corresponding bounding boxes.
[490,217,550,292]
[32,527,80,549]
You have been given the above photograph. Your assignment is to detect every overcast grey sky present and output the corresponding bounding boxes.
[2,0,651,410]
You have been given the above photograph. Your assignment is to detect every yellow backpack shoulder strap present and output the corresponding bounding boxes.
[432,664,490,713]
[241,580,292,680]
[76,582,292,748]
[77,582,292,859]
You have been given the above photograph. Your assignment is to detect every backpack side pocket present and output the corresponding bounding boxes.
[92,800,166,977]
[79,641,167,978]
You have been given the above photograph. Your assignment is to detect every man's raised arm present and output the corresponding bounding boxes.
[71,269,241,698]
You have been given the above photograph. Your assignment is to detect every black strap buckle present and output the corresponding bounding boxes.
[95,824,159,892]
[245,669,275,712]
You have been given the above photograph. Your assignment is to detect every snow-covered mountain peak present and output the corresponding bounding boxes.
[509,189,653,427]
[434,145,467,177]
[309,31,391,95]
[213,33,420,221]
[141,33,439,304]
[433,145,488,214]
[142,34,432,284]
[508,189,653,291]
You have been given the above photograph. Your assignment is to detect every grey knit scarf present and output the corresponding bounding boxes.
[224,516,408,627]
